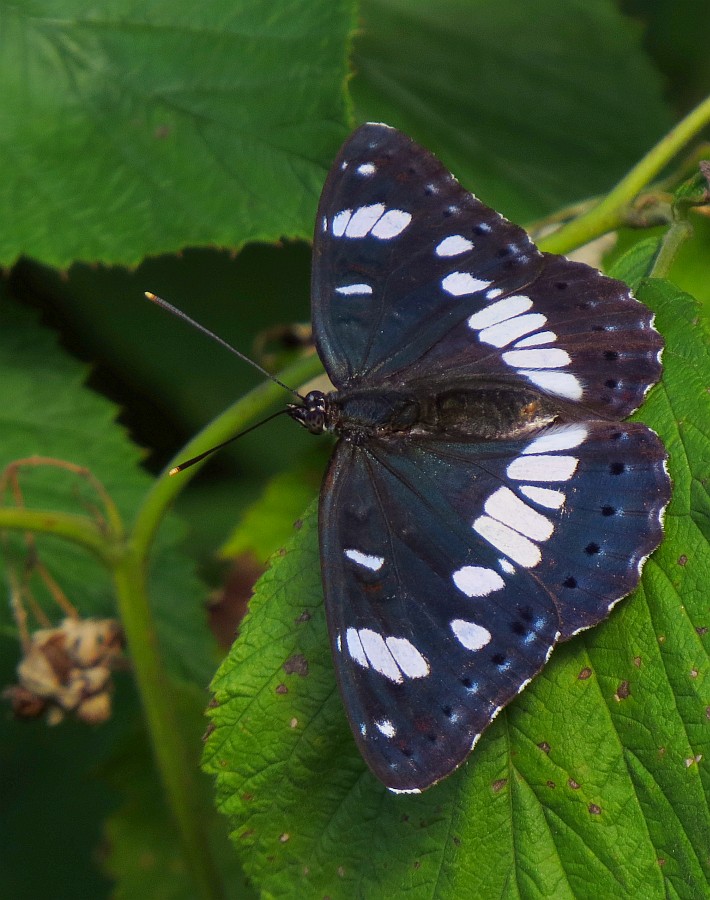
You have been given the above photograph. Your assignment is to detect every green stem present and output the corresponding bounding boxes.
[540,94,710,255]
[111,549,225,900]
[119,349,322,896]
[650,219,693,278]
[0,507,118,565]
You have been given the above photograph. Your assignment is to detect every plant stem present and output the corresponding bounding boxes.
[540,94,710,255]
[121,349,323,896]
[111,549,225,900]
[0,507,118,565]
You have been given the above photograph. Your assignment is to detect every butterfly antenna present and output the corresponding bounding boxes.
[145,292,303,400]
[169,408,289,475]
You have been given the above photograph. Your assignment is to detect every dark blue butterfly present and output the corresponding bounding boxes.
[288,124,670,793]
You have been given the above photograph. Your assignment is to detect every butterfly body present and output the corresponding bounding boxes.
[291,123,670,793]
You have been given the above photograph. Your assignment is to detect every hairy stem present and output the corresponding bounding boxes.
[539,94,710,255]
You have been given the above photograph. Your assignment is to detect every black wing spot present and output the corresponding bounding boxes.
[604,350,619,361]
[585,542,601,555]
[564,576,578,589]
[496,245,512,258]
[460,676,473,689]
[442,705,453,718]
[400,745,413,758]
[601,505,616,516]
[610,461,626,475]
[473,223,490,235]
[510,621,528,636]
[605,379,619,389]
[426,733,438,744]
[520,606,535,623]
[491,653,507,667]
[555,281,568,290]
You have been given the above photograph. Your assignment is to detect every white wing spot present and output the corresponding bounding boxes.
[519,485,566,509]
[442,272,491,297]
[345,628,368,668]
[436,235,474,257]
[485,287,503,299]
[452,565,505,597]
[484,487,554,541]
[335,283,373,296]
[523,425,588,455]
[473,516,542,568]
[498,558,515,574]
[514,330,557,348]
[344,549,384,571]
[502,348,571,369]
[507,455,579,482]
[332,209,352,237]
[356,162,376,176]
[478,313,548,348]
[467,295,532,329]
[451,619,492,651]
[385,637,430,678]
[371,209,412,239]
[375,719,396,738]
[359,629,402,683]
[519,370,583,400]
[345,204,386,237]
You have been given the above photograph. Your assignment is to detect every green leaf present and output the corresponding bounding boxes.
[204,279,709,897]
[351,0,671,221]
[220,459,325,563]
[0,1,355,267]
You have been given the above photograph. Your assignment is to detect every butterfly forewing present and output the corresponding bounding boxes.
[298,123,670,792]
[313,124,662,419]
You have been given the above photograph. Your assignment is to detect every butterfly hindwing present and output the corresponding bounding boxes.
[320,423,669,791]
[313,124,662,419]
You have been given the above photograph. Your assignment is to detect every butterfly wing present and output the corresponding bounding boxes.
[312,123,662,419]
[321,423,669,792]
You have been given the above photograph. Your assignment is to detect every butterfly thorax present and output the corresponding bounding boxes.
[289,382,559,443]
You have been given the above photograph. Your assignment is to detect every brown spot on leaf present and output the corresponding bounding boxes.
[691,667,699,678]
[578,667,593,680]
[492,778,508,793]
[633,657,642,668]
[202,723,216,741]
[283,654,309,677]
[337,867,345,878]
[538,741,551,754]
[207,697,219,709]
[279,833,290,843]
[242,792,254,802]
[295,610,312,624]
[413,860,421,870]
[290,717,298,728]
[275,683,288,695]
[547,780,556,789]
[615,680,631,701]
[240,829,255,841]
[568,778,581,790]
[293,519,303,530]
[677,554,688,566]
[588,803,602,815]
[657,857,666,867]
[697,626,708,636]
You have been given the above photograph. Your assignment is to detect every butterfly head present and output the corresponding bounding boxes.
[287,390,329,435]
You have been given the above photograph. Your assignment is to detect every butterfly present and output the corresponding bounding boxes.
[287,123,671,793]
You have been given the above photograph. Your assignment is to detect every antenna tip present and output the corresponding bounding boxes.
[144,291,157,301]
[169,466,181,476]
